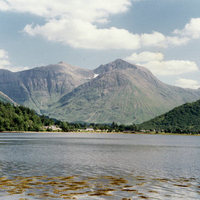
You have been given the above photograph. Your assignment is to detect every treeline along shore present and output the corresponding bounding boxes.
[1,100,200,134]
[0,101,138,133]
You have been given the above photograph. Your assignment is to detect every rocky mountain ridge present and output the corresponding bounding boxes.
[0,62,93,113]
[45,59,200,124]
[1,59,200,124]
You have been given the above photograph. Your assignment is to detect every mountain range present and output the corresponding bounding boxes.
[1,59,200,124]
[0,62,93,113]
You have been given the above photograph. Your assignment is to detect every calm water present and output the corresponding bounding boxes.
[0,132,200,199]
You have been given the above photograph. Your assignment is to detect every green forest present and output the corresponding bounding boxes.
[139,99,200,134]
[1,99,200,134]
[0,101,138,132]
[0,101,52,132]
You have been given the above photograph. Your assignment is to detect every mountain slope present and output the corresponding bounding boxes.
[0,62,93,113]
[0,91,16,104]
[45,59,200,124]
[139,99,200,133]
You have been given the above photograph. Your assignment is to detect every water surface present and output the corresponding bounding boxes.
[0,132,200,199]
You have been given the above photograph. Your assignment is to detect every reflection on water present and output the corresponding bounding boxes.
[0,132,200,199]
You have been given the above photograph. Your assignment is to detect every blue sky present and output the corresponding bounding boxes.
[0,0,200,89]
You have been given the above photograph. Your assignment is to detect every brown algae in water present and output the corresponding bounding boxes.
[0,174,199,199]
[148,190,159,193]
[121,188,139,193]
[139,195,149,199]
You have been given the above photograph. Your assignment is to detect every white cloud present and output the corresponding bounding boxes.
[141,32,167,48]
[140,31,190,48]
[0,48,29,72]
[21,10,196,50]
[24,20,193,50]
[1,0,144,50]
[23,18,141,50]
[125,52,199,76]
[175,78,200,89]
[0,49,11,68]
[174,18,200,39]
[9,66,30,72]
[166,36,190,46]
[0,60,10,66]
[0,0,132,22]
[125,51,164,63]
[1,1,199,50]
[142,60,198,76]
[0,49,9,59]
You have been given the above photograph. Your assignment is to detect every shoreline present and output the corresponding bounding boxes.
[1,131,199,136]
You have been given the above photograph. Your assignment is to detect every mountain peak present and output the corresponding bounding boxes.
[94,59,138,74]
[113,58,133,65]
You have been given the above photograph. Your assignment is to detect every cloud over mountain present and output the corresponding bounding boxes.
[0,49,10,68]
[175,78,200,89]
[126,51,199,77]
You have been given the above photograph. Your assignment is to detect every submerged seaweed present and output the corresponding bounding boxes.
[0,174,199,199]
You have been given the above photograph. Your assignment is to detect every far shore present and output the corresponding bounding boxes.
[1,131,199,136]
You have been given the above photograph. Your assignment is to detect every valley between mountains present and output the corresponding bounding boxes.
[1,59,200,124]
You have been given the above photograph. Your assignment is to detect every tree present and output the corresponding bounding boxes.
[60,122,69,132]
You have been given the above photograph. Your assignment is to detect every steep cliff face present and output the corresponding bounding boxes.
[45,59,200,124]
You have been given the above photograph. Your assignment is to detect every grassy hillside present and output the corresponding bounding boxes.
[140,99,200,133]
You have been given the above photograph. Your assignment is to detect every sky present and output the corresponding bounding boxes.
[0,0,200,89]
